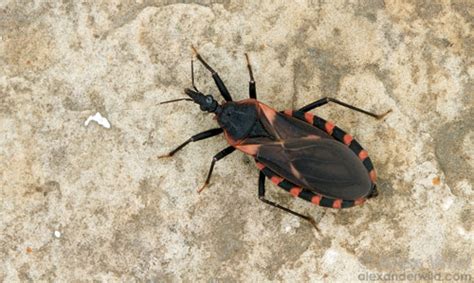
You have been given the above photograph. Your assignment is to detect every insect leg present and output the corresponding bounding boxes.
[159,128,223,158]
[198,146,236,193]
[298,97,391,120]
[258,172,318,230]
[191,46,233,101]
[245,53,256,99]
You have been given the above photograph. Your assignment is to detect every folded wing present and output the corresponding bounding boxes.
[256,138,372,200]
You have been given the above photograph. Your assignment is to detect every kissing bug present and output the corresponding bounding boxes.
[160,46,391,228]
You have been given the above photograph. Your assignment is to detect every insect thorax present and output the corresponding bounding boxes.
[217,101,263,142]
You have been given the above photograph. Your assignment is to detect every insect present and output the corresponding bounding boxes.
[160,46,391,228]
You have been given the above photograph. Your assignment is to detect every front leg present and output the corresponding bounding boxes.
[159,128,223,158]
[192,46,233,102]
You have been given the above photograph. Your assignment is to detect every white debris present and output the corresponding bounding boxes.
[84,112,111,128]
[457,226,473,240]
[54,230,61,238]
[322,248,339,265]
[442,196,454,211]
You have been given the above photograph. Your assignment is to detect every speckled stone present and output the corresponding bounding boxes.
[1,1,472,281]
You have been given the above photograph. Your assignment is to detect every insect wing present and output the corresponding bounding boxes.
[256,138,372,200]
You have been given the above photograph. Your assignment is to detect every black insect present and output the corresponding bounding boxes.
[160,46,391,227]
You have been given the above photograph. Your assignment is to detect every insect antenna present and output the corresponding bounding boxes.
[159,98,193,105]
[191,58,200,92]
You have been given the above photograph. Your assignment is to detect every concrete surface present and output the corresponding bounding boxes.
[1,0,473,281]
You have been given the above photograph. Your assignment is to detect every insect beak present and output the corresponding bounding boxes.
[184,88,219,113]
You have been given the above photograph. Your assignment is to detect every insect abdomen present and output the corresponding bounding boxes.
[256,109,377,208]
[283,109,377,184]
[256,162,365,208]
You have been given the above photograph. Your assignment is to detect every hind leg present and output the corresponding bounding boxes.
[299,97,391,120]
[258,172,318,229]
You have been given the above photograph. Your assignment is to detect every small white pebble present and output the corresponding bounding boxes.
[322,248,339,265]
[456,226,473,240]
[84,112,111,128]
[54,230,61,238]
[442,196,454,211]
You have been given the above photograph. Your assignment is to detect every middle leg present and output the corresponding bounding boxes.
[198,146,236,193]
[245,53,257,99]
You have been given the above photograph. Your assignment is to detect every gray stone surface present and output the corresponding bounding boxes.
[1,0,472,281]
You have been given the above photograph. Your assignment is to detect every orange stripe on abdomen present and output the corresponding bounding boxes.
[332,199,342,209]
[304,112,314,124]
[270,176,284,185]
[311,195,321,205]
[290,187,302,197]
[343,134,353,145]
[325,121,335,135]
[369,169,377,182]
[256,162,266,170]
[358,150,368,161]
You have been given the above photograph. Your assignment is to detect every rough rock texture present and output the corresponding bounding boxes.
[1,0,472,281]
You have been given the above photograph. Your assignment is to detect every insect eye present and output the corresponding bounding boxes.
[206,96,213,104]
